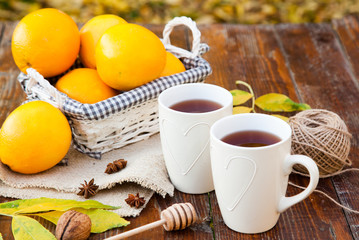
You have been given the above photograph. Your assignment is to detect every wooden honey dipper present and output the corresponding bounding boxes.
[104,203,198,240]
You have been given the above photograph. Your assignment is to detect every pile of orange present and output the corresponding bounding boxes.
[2,8,187,175]
[11,8,186,102]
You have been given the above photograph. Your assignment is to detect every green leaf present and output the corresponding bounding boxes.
[16,199,119,214]
[230,89,252,106]
[12,215,56,240]
[233,106,252,114]
[0,198,50,216]
[33,208,129,233]
[271,114,289,122]
[0,198,119,216]
[255,93,311,112]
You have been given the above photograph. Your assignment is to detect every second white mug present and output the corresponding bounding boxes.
[210,113,319,233]
[158,83,233,194]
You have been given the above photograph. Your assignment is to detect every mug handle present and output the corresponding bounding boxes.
[277,155,319,213]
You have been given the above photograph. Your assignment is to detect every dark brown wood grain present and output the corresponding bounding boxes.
[0,21,26,125]
[331,16,359,240]
[276,21,359,239]
[0,21,19,73]
[332,15,359,84]
[0,197,15,240]
[199,23,353,240]
[1,17,359,240]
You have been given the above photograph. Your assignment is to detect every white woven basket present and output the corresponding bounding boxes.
[18,17,212,159]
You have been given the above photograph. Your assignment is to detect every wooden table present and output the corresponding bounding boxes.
[0,17,359,239]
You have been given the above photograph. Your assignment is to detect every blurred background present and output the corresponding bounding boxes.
[1,0,359,24]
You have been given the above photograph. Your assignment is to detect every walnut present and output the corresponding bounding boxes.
[55,210,91,240]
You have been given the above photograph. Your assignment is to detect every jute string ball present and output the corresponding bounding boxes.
[289,109,352,177]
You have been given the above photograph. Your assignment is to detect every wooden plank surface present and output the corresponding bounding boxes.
[0,17,358,239]
[277,21,359,240]
[0,21,26,125]
[200,23,352,240]
[330,16,359,240]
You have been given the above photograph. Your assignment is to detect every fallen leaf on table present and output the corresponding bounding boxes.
[0,198,50,216]
[29,211,63,225]
[255,93,311,112]
[12,215,56,240]
[0,197,127,239]
[82,208,129,233]
[0,198,119,215]
[233,106,253,114]
[33,208,129,233]
[230,89,252,106]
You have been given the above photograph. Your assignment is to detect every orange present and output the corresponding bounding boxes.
[80,14,127,69]
[159,52,186,77]
[95,23,166,91]
[55,68,118,104]
[11,8,80,78]
[0,101,72,174]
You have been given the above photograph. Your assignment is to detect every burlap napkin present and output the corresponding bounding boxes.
[0,134,174,217]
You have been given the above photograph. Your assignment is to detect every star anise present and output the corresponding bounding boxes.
[125,193,146,208]
[77,178,99,199]
[105,159,127,174]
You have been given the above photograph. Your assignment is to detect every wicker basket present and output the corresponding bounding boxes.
[17,17,212,159]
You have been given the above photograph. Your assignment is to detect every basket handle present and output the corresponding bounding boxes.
[162,16,201,57]
[26,68,65,110]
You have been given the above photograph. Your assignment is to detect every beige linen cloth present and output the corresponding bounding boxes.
[0,134,174,217]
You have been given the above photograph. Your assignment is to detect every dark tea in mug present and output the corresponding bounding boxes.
[221,130,281,147]
[169,99,223,113]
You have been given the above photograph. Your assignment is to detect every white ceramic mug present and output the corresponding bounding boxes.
[210,113,319,233]
[158,83,233,194]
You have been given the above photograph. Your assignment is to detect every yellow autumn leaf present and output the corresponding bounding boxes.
[233,106,253,114]
[12,215,56,240]
[0,232,3,240]
[13,198,119,215]
[0,198,50,216]
[271,114,289,122]
[80,209,129,233]
[255,93,311,112]
[31,211,63,225]
[230,89,252,106]
[32,208,129,233]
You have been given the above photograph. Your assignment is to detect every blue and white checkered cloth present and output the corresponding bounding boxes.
[19,44,211,121]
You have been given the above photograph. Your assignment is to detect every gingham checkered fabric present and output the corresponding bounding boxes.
[18,44,211,121]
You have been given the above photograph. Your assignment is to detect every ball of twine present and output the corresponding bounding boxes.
[289,109,352,177]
